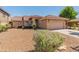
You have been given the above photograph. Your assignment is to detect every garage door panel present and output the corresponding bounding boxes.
[47,20,65,29]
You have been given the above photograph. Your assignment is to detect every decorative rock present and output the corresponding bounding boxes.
[57,45,67,51]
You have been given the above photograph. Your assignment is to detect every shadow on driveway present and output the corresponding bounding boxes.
[69,31,79,36]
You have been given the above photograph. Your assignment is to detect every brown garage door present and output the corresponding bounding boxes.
[47,20,66,29]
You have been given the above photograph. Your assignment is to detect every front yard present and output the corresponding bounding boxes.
[0,29,79,52]
[59,33,79,52]
[0,29,35,52]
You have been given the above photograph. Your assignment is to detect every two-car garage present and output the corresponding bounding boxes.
[39,16,68,29]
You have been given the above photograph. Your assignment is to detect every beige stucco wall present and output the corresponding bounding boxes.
[47,19,66,29]
[12,21,23,28]
[11,16,22,28]
[38,20,47,29]
[12,21,29,28]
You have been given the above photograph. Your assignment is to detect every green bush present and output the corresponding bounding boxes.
[33,30,64,52]
[32,21,36,29]
[71,23,77,30]
[0,24,8,32]
[32,24,36,29]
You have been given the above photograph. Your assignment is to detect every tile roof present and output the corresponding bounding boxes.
[12,16,43,21]
[42,15,68,20]
[0,8,10,16]
[30,15,42,19]
[11,15,68,22]
[11,16,23,21]
[68,19,79,22]
[23,16,31,21]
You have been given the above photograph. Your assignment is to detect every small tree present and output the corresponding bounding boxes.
[59,6,78,20]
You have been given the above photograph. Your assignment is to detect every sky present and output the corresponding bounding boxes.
[2,6,79,17]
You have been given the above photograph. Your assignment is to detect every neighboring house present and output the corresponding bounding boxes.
[39,15,68,29]
[0,8,10,25]
[68,19,79,28]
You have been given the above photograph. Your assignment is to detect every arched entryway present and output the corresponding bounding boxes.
[9,21,13,28]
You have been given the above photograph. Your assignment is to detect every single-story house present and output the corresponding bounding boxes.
[0,8,10,25]
[38,15,68,29]
[11,15,68,29]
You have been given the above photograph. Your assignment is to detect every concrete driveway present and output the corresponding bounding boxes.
[53,29,79,39]
[52,29,79,51]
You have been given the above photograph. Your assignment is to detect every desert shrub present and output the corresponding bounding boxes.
[33,30,64,52]
[0,24,8,32]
